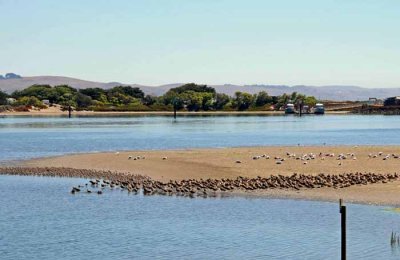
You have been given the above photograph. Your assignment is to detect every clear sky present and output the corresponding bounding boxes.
[1,0,399,87]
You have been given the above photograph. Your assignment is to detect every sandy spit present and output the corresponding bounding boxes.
[7,145,399,206]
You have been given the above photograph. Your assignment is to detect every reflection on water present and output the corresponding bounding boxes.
[0,175,400,259]
[1,115,399,162]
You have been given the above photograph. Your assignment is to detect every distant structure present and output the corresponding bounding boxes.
[365,97,383,106]
[314,103,325,114]
[384,96,400,106]
[6,98,16,105]
[284,102,295,114]
[0,73,22,79]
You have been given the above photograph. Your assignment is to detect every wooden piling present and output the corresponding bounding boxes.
[339,199,346,260]
[68,105,72,118]
[174,106,177,119]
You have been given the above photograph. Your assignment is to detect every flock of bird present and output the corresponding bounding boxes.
[119,149,400,167]
[245,150,400,166]
[68,172,399,198]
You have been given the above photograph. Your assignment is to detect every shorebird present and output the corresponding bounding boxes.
[71,187,80,194]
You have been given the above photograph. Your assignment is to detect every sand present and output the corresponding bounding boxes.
[20,145,400,205]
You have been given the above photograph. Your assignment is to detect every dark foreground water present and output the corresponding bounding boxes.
[1,175,400,260]
[1,114,400,162]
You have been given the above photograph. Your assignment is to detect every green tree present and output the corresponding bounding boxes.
[168,83,216,94]
[16,96,43,107]
[0,90,8,105]
[276,93,290,109]
[75,93,92,108]
[255,91,272,107]
[143,95,157,106]
[108,92,135,105]
[12,85,53,101]
[79,88,106,100]
[234,91,254,111]
[304,96,318,107]
[201,92,215,111]
[214,93,231,110]
[162,90,184,109]
[52,85,77,103]
[290,92,298,102]
[181,91,203,111]
[108,86,145,99]
[11,84,77,104]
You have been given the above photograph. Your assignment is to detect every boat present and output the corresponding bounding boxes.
[285,103,295,114]
[301,105,310,114]
[314,103,325,114]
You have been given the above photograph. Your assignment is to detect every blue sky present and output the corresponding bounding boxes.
[1,0,399,87]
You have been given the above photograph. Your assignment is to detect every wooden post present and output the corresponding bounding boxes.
[172,97,178,120]
[68,105,72,118]
[174,106,177,119]
[299,102,303,117]
[339,199,346,260]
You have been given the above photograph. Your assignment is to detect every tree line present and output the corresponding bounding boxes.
[0,83,318,112]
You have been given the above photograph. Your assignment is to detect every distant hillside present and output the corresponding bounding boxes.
[0,76,180,96]
[211,84,400,101]
[0,75,399,101]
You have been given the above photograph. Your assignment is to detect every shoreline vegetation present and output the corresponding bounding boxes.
[1,83,322,114]
[0,109,350,116]
[4,82,396,115]
[3,145,400,206]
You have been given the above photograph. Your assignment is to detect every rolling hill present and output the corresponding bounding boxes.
[0,75,399,101]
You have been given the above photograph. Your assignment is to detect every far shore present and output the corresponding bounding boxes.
[0,104,350,116]
[5,145,400,206]
[0,110,350,116]
[0,109,282,116]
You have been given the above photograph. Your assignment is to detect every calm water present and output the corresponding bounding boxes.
[1,115,400,259]
[1,175,400,260]
[1,114,400,162]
